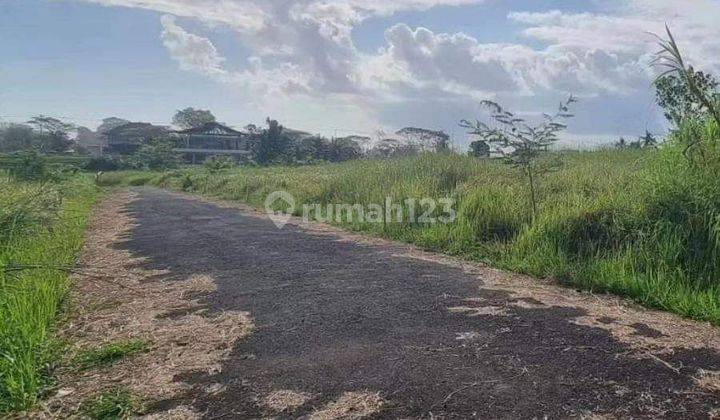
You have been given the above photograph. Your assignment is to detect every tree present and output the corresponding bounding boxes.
[255,118,291,165]
[327,137,363,162]
[97,117,130,134]
[8,151,48,181]
[655,70,718,127]
[653,26,720,129]
[172,108,216,129]
[369,138,419,158]
[468,140,490,157]
[396,127,450,152]
[340,135,372,151]
[653,26,720,162]
[293,136,328,162]
[368,130,419,158]
[0,124,35,153]
[129,139,182,170]
[244,124,261,134]
[655,69,718,127]
[26,115,74,153]
[42,133,74,153]
[26,115,73,135]
[639,131,658,148]
[461,96,577,219]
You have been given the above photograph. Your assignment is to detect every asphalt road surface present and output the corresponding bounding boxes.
[119,188,720,419]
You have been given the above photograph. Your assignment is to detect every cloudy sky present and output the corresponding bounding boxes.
[2,0,719,148]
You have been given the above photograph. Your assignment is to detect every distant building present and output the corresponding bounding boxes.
[105,122,169,155]
[174,122,258,164]
[75,127,105,157]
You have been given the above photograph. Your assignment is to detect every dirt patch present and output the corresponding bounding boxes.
[448,305,508,317]
[309,391,385,420]
[697,370,720,393]
[36,192,253,418]
[263,389,312,413]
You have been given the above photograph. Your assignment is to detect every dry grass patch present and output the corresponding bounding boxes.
[38,191,253,418]
[309,391,385,420]
[263,389,312,413]
[696,370,720,393]
[448,305,508,317]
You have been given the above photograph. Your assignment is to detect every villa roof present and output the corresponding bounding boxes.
[175,122,245,136]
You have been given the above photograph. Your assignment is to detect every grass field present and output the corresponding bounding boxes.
[100,142,720,325]
[0,174,98,413]
[0,154,89,169]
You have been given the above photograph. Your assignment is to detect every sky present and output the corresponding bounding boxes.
[1,0,720,149]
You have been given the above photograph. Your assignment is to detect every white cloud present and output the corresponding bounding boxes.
[75,0,720,144]
[371,23,650,98]
[508,1,720,75]
[380,24,522,95]
[160,15,227,76]
[84,0,267,31]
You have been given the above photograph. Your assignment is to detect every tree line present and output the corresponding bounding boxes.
[0,108,457,169]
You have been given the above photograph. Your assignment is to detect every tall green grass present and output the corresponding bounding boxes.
[0,174,97,413]
[107,133,720,324]
[0,154,89,168]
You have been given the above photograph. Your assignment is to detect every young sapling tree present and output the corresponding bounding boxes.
[461,96,577,220]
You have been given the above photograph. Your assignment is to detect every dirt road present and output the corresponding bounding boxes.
[76,189,720,418]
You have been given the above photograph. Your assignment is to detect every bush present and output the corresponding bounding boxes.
[84,156,127,172]
[7,151,48,182]
[129,140,181,170]
[203,155,237,173]
[127,173,157,186]
[0,181,62,245]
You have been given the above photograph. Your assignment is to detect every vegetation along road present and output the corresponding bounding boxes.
[51,187,720,418]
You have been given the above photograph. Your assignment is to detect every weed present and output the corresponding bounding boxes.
[74,339,151,371]
[0,175,98,413]
[81,388,142,419]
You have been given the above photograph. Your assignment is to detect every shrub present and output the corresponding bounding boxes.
[128,140,181,170]
[84,156,128,172]
[0,179,62,245]
[203,155,237,173]
[7,151,49,182]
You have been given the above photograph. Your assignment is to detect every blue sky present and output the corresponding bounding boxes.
[1,0,719,148]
